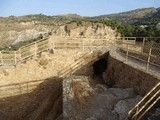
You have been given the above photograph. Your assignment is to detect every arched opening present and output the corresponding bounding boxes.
[93,53,109,79]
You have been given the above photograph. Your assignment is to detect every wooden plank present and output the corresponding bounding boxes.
[34,43,37,58]
[126,44,129,62]
[146,48,152,72]
[14,51,17,65]
[0,51,3,65]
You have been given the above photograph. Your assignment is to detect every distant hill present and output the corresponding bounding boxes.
[0,14,83,26]
[91,7,160,25]
[59,14,83,18]
[0,7,159,46]
[1,7,159,26]
[136,8,160,25]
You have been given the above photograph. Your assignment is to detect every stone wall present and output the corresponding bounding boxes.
[104,53,160,95]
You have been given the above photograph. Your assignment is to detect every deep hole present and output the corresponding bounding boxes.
[93,53,108,78]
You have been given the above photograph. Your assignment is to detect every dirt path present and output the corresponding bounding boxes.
[109,46,160,79]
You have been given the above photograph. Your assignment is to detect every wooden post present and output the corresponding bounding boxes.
[126,44,129,62]
[82,38,84,51]
[14,51,17,65]
[52,40,55,53]
[141,37,145,53]
[19,49,21,61]
[146,47,152,72]
[142,37,145,46]
[49,38,54,51]
[122,37,124,44]
[0,51,3,66]
[34,42,37,58]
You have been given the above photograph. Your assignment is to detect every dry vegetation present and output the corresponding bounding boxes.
[39,58,49,69]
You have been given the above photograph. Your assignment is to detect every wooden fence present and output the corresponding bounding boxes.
[49,36,160,73]
[0,79,44,98]
[0,37,50,66]
[0,36,160,73]
[119,38,160,72]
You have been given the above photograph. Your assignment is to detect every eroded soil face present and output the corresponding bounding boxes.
[0,77,62,120]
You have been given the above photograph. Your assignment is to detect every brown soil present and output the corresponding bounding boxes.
[71,81,93,109]
[0,77,62,120]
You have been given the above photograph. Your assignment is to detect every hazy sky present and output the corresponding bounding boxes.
[0,0,159,17]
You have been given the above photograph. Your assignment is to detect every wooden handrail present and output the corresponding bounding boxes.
[128,82,160,120]
[138,96,160,120]
[132,90,160,119]
[128,82,160,115]
[19,37,49,49]
[0,36,160,66]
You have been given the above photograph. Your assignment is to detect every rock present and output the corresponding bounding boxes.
[52,23,118,38]
[96,84,108,92]
[85,117,97,120]
[41,52,50,58]
[113,95,142,120]
[114,100,129,120]
[109,88,135,99]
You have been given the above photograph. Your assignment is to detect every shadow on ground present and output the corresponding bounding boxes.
[0,77,62,120]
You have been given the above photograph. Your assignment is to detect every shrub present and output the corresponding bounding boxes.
[39,58,49,68]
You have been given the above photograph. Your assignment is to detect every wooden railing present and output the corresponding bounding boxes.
[58,51,103,78]
[0,37,50,66]
[119,42,160,72]
[128,82,160,120]
[0,36,160,68]
[0,79,44,98]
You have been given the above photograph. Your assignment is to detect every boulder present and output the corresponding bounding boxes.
[96,84,108,92]
[109,88,135,99]
[85,117,97,120]
[113,96,142,120]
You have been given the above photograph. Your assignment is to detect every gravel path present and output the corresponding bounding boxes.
[109,45,160,80]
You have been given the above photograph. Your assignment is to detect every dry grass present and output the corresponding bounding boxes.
[71,81,93,109]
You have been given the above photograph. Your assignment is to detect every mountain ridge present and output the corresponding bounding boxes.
[0,7,159,25]
[91,7,159,24]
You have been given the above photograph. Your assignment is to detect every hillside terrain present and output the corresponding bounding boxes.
[0,14,118,48]
[92,7,160,25]
[90,7,160,39]
[0,7,160,48]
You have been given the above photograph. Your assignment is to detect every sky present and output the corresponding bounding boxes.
[0,0,160,17]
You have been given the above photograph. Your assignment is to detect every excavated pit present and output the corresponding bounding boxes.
[0,50,159,120]
[63,51,160,120]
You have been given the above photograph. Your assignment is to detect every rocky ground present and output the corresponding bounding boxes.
[63,76,142,120]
